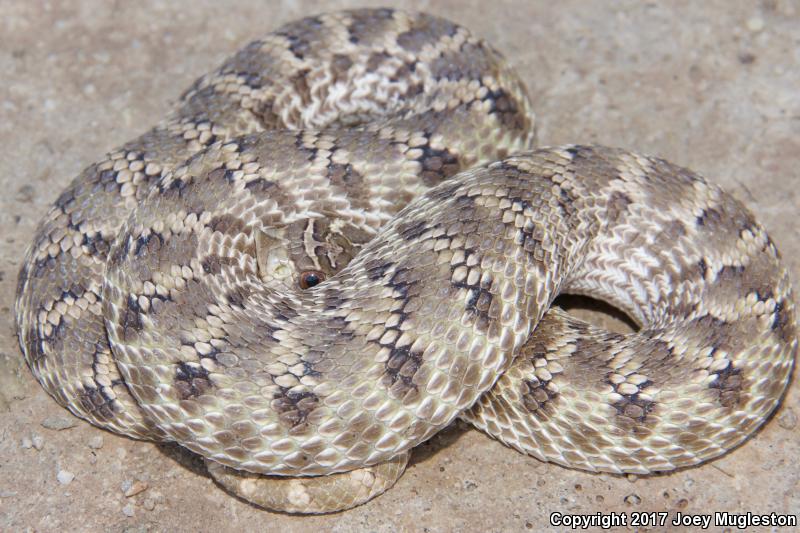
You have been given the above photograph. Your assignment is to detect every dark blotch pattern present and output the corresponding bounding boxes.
[482,88,527,131]
[772,300,796,343]
[174,362,213,400]
[709,365,744,408]
[120,295,144,339]
[77,384,116,421]
[612,380,656,424]
[415,144,460,186]
[272,388,320,429]
[521,376,558,414]
[381,345,424,399]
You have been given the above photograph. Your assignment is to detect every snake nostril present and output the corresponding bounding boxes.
[298,270,325,289]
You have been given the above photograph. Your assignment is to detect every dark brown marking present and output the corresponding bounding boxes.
[24,324,46,364]
[289,70,312,106]
[697,258,709,280]
[81,232,112,258]
[772,300,796,343]
[225,286,250,309]
[521,376,558,412]
[453,276,494,324]
[396,220,429,241]
[709,365,744,408]
[328,162,370,210]
[612,380,657,424]
[381,345,424,400]
[134,232,164,257]
[364,258,394,281]
[275,19,319,60]
[272,388,320,429]
[696,207,722,227]
[201,255,239,276]
[255,98,282,129]
[174,362,212,400]
[366,51,391,72]
[415,144,460,186]
[54,184,78,213]
[482,88,528,131]
[330,54,353,83]
[396,13,458,52]
[606,191,633,223]
[120,295,144,338]
[347,8,395,44]
[207,214,247,236]
[77,384,116,421]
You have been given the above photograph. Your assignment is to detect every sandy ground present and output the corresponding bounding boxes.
[1,1,798,531]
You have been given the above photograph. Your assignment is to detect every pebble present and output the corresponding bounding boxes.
[32,434,45,450]
[41,416,77,431]
[778,408,797,430]
[124,481,149,498]
[56,470,74,485]
[624,493,642,506]
[122,504,135,517]
[143,498,156,511]
[746,17,765,32]
[88,435,104,449]
[20,436,32,449]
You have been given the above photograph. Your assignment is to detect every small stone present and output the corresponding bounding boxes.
[56,470,74,485]
[88,435,104,449]
[746,17,765,32]
[124,481,149,497]
[122,504,135,517]
[143,498,156,511]
[121,479,133,494]
[676,498,689,510]
[624,493,641,506]
[20,436,32,449]
[41,416,77,431]
[738,52,756,65]
[778,409,797,430]
[31,434,45,450]
[0,489,17,498]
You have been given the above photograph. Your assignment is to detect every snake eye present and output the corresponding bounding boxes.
[298,270,325,289]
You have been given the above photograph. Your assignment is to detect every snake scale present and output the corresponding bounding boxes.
[15,9,797,514]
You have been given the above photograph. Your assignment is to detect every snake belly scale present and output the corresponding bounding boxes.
[15,9,797,514]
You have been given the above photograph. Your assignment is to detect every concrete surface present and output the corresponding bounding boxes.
[1,1,798,531]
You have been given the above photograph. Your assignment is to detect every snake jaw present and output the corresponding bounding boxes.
[255,228,295,283]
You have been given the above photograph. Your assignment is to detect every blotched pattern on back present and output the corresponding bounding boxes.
[15,9,796,514]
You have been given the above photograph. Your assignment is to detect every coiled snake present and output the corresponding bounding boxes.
[15,9,797,514]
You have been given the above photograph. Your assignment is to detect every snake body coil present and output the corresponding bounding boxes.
[15,9,797,513]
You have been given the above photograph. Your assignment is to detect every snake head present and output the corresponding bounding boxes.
[255,217,376,290]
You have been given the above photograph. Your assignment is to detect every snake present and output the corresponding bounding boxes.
[15,8,798,514]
